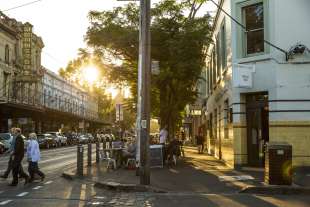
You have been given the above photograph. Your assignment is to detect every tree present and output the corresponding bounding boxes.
[62,0,212,138]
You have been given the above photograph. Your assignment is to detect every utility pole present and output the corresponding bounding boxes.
[116,0,151,185]
[137,0,151,185]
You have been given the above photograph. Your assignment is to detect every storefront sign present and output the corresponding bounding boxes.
[18,118,28,125]
[22,23,33,72]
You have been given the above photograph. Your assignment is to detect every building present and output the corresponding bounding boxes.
[202,0,310,169]
[0,12,102,134]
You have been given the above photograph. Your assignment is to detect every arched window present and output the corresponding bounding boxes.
[5,45,9,64]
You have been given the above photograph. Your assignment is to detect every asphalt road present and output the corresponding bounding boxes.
[0,144,105,207]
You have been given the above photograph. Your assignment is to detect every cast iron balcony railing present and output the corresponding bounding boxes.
[0,80,100,122]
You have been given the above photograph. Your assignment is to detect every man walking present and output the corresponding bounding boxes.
[0,128,16,179]
[10,128,29,186]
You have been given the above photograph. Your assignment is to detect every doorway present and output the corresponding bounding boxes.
[246,93,269,167]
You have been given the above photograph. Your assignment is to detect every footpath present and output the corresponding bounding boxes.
[63,146,310,207]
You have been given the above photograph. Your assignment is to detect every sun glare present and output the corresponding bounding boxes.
[106,86,119,99]
[81,66,99,84]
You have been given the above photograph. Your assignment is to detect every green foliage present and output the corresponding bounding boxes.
[62,0,211,137]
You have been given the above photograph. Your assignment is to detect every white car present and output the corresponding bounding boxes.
[46,132,67,146]
[0,133,13,151]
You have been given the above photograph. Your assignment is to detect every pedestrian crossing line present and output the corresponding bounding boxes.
[16,192,29,197]
[44,180,53,185]
[0,200,12,205]
[33,185,43,190]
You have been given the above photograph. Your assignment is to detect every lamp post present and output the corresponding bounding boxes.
[117,0,151,185]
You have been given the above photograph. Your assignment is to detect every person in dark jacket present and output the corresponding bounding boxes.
[10,128,29,186]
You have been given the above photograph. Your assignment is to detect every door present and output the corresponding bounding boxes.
[246,93,269,167]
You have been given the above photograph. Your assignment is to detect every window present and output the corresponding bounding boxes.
[212,49,216,87]
[242,2,264,55]
[216,36,221,80]
[224,99,229,139]
[220,22,227,69]
[5,45,9,64]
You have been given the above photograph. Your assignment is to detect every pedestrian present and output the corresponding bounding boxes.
[10,128,30,186]
[200,132,205,154]
[159,126,168,164]
[27,133,45,182]
[196,134,203,154]
[0,128,16,179]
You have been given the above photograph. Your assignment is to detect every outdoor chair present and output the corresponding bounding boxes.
[100,150,116,170]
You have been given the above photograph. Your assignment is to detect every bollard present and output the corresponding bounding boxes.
[77,145,84,176]
[88,143,92,166]
[96,142,100,163]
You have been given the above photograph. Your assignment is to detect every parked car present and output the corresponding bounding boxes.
[78,134,89,144]
[45,132,61,147]
[0,141,5,154]
[86,133,95,143]
[0,133,13,151]
[59,133,68,146]
[37,134,56,149]
[65,133,78,145]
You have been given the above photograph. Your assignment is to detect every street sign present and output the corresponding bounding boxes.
[79,121,84,129]
[233,63,255,88]
[116,103,123,121]
[151,61,160,75]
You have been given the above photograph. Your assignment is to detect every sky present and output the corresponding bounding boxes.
[1,0,216,73]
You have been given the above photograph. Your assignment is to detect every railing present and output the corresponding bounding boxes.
[0,81,101,122]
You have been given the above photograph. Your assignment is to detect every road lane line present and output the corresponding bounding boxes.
[33,186,43,190]
[0,200,12,205]
[44,181,53,185]
[16,192,29,197]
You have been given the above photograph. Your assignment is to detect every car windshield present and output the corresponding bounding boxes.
[0,133,11,140]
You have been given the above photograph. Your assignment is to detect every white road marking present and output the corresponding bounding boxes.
[218,175,255,182]
[0,200,13,205]
[16,192,29,197]
[0,191,4,194]
[44,181,53,185]
[33,186,43,190]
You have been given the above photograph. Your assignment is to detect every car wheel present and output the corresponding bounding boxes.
[0,146,4,154]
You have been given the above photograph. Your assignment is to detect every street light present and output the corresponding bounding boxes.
[117,0,151,185]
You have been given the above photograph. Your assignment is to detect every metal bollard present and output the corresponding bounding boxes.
[96,142,100,163]
[88,143,92,166]
[77,145,84,176]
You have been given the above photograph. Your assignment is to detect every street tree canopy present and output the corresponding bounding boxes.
[61,0,212,137]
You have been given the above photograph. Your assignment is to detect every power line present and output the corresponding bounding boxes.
[209,0,288,61]
[42,50,67,66]
[3,0,44,12]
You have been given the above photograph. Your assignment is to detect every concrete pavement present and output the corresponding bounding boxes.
[0,144,105,207]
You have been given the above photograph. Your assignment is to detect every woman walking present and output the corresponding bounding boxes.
[27,133,45,182]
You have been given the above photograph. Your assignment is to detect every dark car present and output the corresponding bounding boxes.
[65,133,78,145]
[37,134,56,149]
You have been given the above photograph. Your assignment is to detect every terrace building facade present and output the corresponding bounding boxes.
[202,0,310,169]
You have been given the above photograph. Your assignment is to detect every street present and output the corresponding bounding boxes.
[0,145,106,207]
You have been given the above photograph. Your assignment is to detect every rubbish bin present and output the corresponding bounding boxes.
[265,142,292,185]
